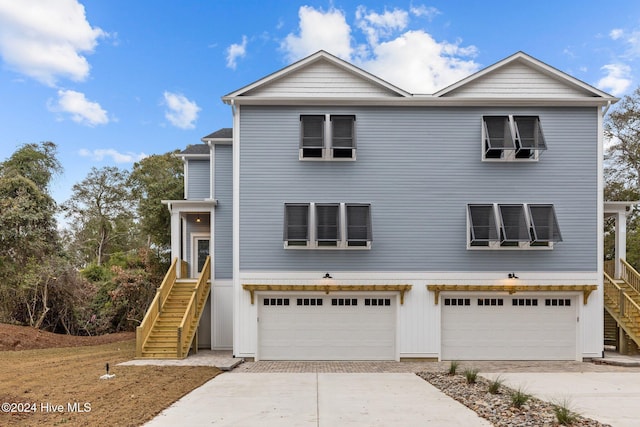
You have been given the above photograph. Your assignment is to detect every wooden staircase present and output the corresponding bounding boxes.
[603,259,640,355]
[136,256,211,359]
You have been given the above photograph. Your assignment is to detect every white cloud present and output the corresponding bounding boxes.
[226,35,248,69]
[280,5,478,93]
[79,148,147,163]
[0,0,106,86]
[163,91,200,129]
[410,5,441,20]
[356,6,408,46]
[50,89,109,126]
[359,31,478,93]
[281,6,352,62]
[597,63,632,96]
[610,28,624,40]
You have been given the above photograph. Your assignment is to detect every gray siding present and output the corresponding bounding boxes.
[239,106,598,272]
[185,214,210,273]
[444,62,590,98]
[215,145,233,279]
[246,60,402,98]
[187,159,210,199]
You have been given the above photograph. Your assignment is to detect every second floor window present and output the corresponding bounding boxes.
[300,114,356,160]
[483,115,547,161]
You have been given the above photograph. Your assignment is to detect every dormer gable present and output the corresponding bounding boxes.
[223,50,410,102]
[434,51,616,100]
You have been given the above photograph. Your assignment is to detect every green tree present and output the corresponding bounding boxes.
[604,87,640,268]
[0,142,86,330]
[62,166,136,266]
[128,151,183,251]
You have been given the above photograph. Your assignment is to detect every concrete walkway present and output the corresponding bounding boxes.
[482,372,640,427]
[144,372,492,426]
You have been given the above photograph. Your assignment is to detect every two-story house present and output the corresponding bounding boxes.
[141,51,618,361]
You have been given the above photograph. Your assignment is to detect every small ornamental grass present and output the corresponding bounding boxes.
[447,360,459,376]
[510,386,531,408]
[487,375,503,394]
[553,398,580,425]
[463,368,479,384]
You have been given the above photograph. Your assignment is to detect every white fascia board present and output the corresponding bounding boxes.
[202,138,232,145]
[239,270,598,283]
[227,96,616,108]
[161,199,217,211]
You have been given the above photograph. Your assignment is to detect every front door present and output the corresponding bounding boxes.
[191,234,210,278]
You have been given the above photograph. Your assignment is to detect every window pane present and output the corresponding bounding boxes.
[514,116,547,150]
[468,204,498,244]
[284,204,309,243]
[484,116,515,150]
[529,204,562,242]
[316,204,340,244]
[499,204,530,241]
[346,204,371,245]
[331,115,355,149]
[300,115,325,149]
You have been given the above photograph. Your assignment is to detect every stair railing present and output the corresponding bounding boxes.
[177,256,211,358]
[604,271,640,346]
[136,257,180,358]
[620,259,640,295]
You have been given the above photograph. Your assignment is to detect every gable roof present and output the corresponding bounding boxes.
[222,50,410,102]
[222,50,617,107]
[434,51,616,101]
[202,128,232,141]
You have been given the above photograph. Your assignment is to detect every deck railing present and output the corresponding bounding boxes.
[177,256,211,358]
[620,259,640,295]
[136,257,180,358]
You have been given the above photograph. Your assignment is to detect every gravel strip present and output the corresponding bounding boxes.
[417,371,611,427]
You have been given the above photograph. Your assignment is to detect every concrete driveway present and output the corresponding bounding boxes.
[482,372,640,427]
[144,372,492,426]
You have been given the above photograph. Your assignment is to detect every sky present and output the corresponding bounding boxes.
[1,0,640,206]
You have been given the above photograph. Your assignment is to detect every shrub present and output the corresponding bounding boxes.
[511,387,530,408]
[447,360,459,375]
[464,368,479,384]
[487,376,503,394]
[553,399,579,425]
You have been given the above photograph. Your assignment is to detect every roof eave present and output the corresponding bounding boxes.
[222,96,617,107]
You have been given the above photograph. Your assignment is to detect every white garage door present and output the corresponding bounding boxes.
[441,295,577,360]
[258,295,396,360]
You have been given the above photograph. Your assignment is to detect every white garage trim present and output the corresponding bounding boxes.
[257,293,397,361]
[440,293,579,361]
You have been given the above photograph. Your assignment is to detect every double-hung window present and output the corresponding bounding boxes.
[483,115,547,161]
[284,202,372,249]
[300,114,356,160]
[467,203,562,249]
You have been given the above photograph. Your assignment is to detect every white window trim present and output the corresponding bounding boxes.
[481,115,545,162]
[466,203,558,250]
[299,114,356,161]
[284,202,371,250]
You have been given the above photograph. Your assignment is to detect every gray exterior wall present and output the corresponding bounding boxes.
[215,145,233,279]
[185,214,209,273]
[238,105,598,272]
[187,159,210,199]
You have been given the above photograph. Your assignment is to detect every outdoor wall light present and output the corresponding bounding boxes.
[323,273,332,279]
[195,216,201,223]
[508,273,519,279]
